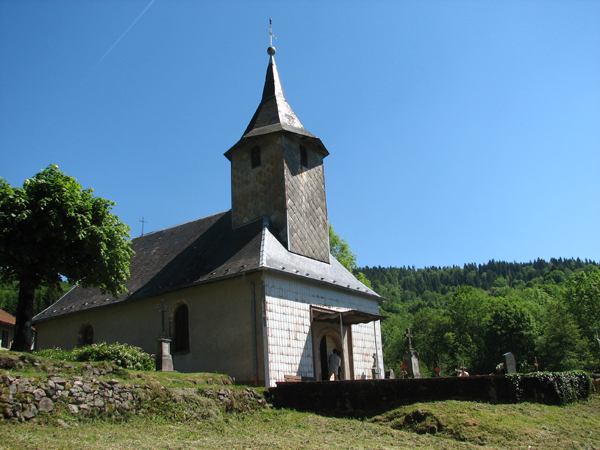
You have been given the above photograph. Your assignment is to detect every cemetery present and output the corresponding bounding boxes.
[269,328,594,417]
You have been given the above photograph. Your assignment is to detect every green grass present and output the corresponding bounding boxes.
[0,352,598,449]
[2,397,599,449]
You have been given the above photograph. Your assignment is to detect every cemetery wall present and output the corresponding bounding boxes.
[269,374,592,417]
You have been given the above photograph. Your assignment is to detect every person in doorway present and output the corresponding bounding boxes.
[329,348,341,381]
[337,349,343,380]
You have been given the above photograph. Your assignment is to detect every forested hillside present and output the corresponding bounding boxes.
[1,257,598,381]
[358,258,600,377]
[0,282,69,318]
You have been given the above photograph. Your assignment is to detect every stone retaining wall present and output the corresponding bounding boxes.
[0,372,264,423]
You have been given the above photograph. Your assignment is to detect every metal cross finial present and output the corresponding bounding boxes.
[139,217,147,236]
[267,18,277,47]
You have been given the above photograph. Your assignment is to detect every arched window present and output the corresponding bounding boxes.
[173,303,190,353]
[78,323,94,347]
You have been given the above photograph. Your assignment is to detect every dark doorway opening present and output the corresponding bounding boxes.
[320,335,328,381]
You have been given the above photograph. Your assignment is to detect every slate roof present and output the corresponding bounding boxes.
[225,54,328,160]
[33,210,382,323]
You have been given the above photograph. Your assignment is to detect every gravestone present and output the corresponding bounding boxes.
[157,338,174,372]
[371,353,381,379]
[503,352,517,374]
[402,328,422,378]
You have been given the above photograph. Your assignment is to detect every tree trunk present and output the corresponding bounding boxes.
[11,281,36,351]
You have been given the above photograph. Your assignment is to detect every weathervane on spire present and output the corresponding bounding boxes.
[267,18,277,55]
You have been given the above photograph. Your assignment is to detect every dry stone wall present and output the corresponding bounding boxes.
[0,370,265,423]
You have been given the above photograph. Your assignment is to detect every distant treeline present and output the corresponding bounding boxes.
[357,258,600,377]
[0,282,69,318]
[361,257,597,302]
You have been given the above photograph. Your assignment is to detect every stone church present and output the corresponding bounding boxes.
[33,45,386,387]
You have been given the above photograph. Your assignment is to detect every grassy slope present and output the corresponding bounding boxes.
[0,354,598,449]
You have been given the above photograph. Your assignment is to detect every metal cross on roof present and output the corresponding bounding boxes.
[139,217,147,236]
[267,18,276,47]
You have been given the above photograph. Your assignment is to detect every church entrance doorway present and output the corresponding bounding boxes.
[319,333,342,381]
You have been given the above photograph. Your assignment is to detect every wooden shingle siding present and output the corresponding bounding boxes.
[264,273,383,387]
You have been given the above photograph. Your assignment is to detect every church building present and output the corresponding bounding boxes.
[33,45,386,387]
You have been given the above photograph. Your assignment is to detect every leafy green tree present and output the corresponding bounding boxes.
[0,165,134,351]
[0,282,18,311]
[329,224,357,270]
[563,270,600,349]
[535,298,593,371]
[482,297,536,372]
[380,313,412,375]
[413,307,453,376]
[446,286,491,373]
[329,224,371,288]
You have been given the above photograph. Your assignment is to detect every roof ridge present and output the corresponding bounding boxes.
[259,216,269,268]
[132,210,230,241]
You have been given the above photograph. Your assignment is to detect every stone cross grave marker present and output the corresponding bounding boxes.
[402,328,422,378]
[405,328,414,349]
[156,300,173,372]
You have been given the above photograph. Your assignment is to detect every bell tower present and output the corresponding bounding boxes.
[225,45,330,263]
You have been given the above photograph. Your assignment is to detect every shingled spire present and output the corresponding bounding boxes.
[225,43,331,263]
[241,54,317,140]
[225,48,328,154]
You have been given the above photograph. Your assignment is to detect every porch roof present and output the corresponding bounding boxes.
[310,305,388,326]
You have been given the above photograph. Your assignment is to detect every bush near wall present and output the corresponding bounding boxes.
[269,373,591,418]
[36,342,155,370]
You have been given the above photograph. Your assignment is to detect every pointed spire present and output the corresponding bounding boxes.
[242,52,315,139]
[225,40,328,160]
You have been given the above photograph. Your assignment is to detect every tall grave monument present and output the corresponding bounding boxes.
[402,328,422,379]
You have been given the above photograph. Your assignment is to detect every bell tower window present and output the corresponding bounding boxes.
[251,146,261,169]
[300,145,308,169]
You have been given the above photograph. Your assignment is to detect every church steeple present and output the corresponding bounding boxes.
[240,52,319,141]
[225,44,331,263]
[225,47,328,155]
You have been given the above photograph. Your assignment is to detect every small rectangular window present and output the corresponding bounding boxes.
[251,146,261,169]
[300,146,308,168]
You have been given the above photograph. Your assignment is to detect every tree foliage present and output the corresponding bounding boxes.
[329,224,357,270]
[329,224,371,288]
[363,259,600,376]
[0,165,134,350]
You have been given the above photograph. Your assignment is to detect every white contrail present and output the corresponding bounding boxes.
[97,0,156,66]
[39,0,156,133]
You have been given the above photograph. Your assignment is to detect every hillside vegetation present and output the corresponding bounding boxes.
[358,258,600,377]
[0,351,598,449]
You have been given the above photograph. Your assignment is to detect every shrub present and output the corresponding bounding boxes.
[507,371,591,404]
[36,342,155,370]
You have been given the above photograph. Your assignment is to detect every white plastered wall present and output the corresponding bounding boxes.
[263,272,383,387]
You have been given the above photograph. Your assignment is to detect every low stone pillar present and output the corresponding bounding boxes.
[156,338,174,372]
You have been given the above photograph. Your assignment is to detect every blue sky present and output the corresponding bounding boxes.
[1,0,599,269]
